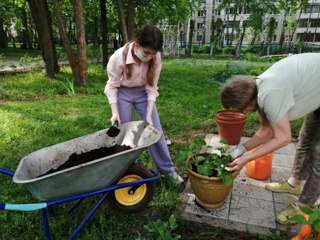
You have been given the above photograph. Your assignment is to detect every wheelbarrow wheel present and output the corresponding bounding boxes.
[107,163,156,214]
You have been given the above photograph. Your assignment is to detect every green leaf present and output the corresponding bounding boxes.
[313,220,320,232]
[299,206,314,215]
[309,212,319,224]
[220,174,233,185]
[197,164,212,176]
[288,215,308,224]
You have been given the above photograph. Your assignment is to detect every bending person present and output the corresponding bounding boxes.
[220,53,320,225]
[104,25,183,184]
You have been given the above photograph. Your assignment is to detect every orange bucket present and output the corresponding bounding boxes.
[245,148,272,180]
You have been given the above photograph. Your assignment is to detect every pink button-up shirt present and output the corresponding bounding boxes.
[104,42,161,104]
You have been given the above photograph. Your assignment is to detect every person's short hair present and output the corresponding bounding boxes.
[220,75,257,110]
[135,25,163,52]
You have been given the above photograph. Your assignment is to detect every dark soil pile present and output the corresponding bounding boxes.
[39,144,131,177]
[106,125,120,137]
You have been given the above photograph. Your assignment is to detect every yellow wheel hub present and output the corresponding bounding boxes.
[114,174,147,206]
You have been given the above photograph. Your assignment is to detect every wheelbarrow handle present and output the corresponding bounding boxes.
[0,168,14,177]
[0,202,47,211]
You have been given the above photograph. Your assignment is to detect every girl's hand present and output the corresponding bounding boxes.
[110,114,121,126]
[146,115,153,126]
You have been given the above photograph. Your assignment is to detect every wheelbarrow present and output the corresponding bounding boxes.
[0,121,162,240]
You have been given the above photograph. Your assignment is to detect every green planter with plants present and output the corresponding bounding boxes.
[179,139,239,209]
[290,205,320,240]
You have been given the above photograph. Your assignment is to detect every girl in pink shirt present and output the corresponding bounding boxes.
[104,25,183,184]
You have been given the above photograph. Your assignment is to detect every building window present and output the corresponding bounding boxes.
[308,5,320,13]
[197,23,204,29]
[197,34,203,42]
[305,5,320,13]
[273,35,277,41]
[299,19,320,28]
[229,7,237,14]
[299,19,308,28]
[313,6,320,13]
[311,19,320,28]
[198,10,205,17]
[214,9,221,15]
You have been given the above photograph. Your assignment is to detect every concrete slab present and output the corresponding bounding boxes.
[178,134,309,237]
[229,195,275,229]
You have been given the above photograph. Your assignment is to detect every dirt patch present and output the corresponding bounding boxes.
[171,128,210,144]
[39,144,131,177]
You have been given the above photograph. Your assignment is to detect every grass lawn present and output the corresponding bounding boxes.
[0,57,299,239]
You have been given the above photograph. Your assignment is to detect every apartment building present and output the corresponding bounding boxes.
[188,0,320,46]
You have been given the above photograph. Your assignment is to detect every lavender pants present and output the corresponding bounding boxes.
[117,86,175,173]
[293,107,320,204]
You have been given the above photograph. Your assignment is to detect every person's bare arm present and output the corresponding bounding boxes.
[229,113,291,171]
[243,114,273,150]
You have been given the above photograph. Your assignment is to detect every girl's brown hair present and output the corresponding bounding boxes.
[123,25,163,86]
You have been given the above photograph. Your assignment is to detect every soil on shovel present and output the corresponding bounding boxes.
[39,144,131,177]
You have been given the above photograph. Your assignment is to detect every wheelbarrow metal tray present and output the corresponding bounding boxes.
[13,121,162,201]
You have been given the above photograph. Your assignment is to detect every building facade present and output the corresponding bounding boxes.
[188,0,320,46]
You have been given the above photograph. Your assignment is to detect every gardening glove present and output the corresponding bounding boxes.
[230,144,247,159]
[110,103,121,125]
[146,100,154,126]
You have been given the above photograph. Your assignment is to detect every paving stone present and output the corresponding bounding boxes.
[185,194,230,220]
[273,192,299,204]
[274,143,297,155]
[272,153,295,168]
[229,195,276,229]
[271,167,293,181]
[233,173,273,201]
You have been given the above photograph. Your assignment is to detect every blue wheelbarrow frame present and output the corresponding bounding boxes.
[0,121,163,239]
[0,167,161,240]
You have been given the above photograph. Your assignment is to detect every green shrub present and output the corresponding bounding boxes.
[222,46,236,55]
[241,45,260,54]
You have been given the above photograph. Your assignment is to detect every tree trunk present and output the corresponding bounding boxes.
[236,21,246,58]
[186,19,194,56]
[21,6,32,49]
[210,18,215,55]
[52,0,88,85]
[27,0,59,77]
[0,17,6,48]
[126,0,135,41]
[230,11,237,46]
[73,0,88,84]
[225,6,230,46]
[279,9,288,47]
[115,0,129,43]
[289,11,302,44]
[250,29,258,45]
[100,0,109,68]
